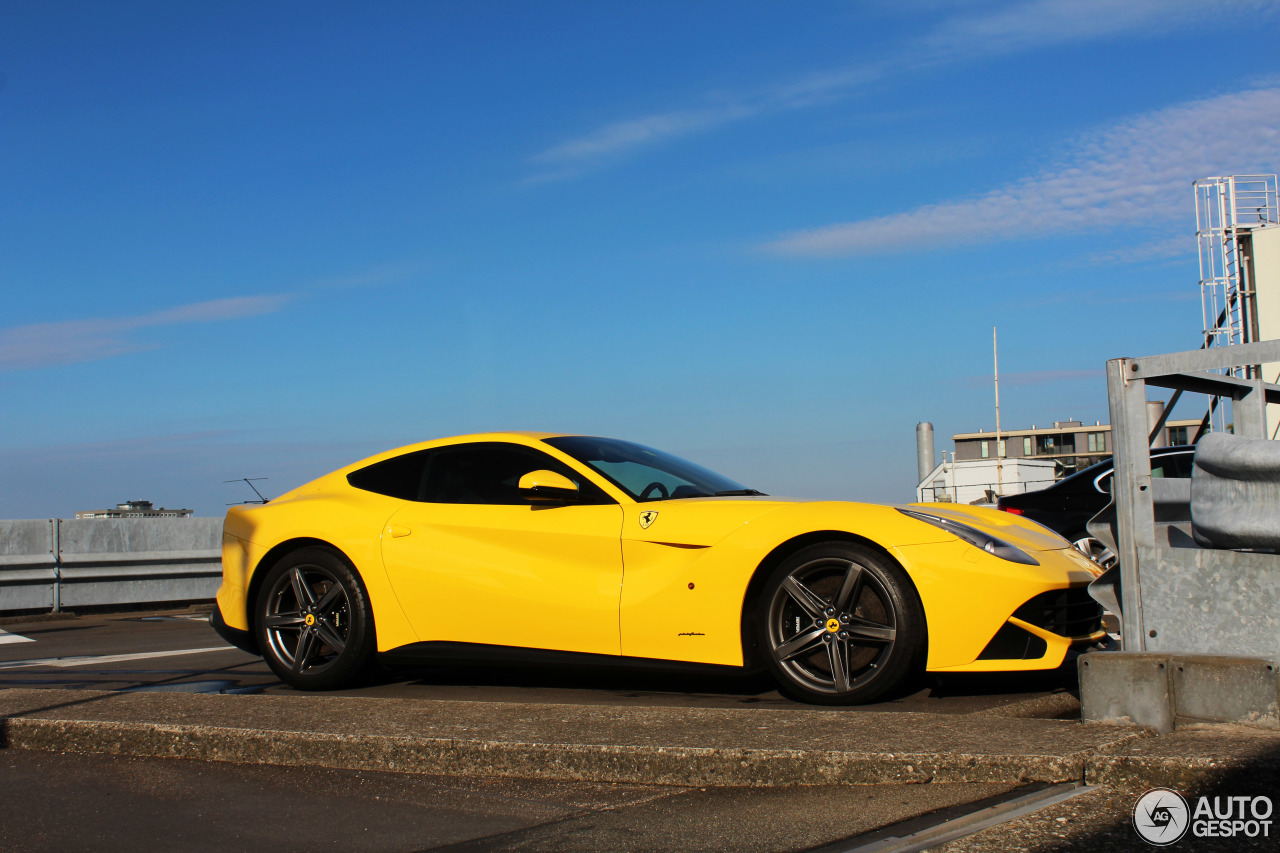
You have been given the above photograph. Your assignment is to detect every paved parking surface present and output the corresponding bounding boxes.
[0,607,1082,715]
[3,608,1274,852]
[0,749,1025,853]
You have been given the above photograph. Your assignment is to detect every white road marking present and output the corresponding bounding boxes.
[0,629,36,645]
[0,646,236,670]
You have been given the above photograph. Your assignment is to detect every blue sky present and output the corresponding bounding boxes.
[4,0,1280,517]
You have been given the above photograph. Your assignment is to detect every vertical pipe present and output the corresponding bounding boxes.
[915,422,935,485]
[1147,401,1169,449]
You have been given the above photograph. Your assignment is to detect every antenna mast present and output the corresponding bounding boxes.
[224,478,270,504]
[993,326,1003,497]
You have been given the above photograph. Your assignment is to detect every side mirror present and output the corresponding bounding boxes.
[517,469,580,503]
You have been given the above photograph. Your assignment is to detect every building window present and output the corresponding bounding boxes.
[981,441,990,458]
[1023,437,1032,456]
[1168,426,1189,445]
[1087,433,1107,452]
[998,440,1006,457]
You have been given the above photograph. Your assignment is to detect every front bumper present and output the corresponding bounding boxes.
[931,584,1107,672]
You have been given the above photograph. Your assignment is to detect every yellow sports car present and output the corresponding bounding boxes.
[212,432,1106,704]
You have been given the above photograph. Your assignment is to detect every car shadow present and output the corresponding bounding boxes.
[341,656,1081,715]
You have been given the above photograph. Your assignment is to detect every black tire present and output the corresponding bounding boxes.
[757,542,925,706]
[254,546,376,691]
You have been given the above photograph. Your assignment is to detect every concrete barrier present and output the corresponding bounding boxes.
[0,517,221,614]
[0,520,57,612]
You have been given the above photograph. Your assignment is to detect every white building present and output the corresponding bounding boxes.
[916,457,1057,505]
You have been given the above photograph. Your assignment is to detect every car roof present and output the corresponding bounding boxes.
[327,432,569,478]
[997,444,1197,507]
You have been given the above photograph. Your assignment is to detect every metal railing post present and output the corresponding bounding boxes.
[1107,357,1154,651]
[1235,379,1268,438]
[51,517,62,613]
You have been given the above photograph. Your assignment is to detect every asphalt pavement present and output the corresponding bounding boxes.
[0,748,1028,853]
[2,606,1278,852]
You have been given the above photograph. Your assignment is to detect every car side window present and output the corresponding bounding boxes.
[1152,453,1194,479]
[419,443,612,505]
[347,449,432,500]
[1092,452,1195,494]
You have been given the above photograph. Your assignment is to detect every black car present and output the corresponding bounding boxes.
[995,445,1196,566]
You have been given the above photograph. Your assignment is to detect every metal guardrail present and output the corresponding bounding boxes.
[1079,339,1280,732]
[0,517,221,614]
[1104,338,1280,656]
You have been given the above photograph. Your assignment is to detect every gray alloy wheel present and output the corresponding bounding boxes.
[1070,535,1118,570]
[761,543,924,705]
[255,547,374,690]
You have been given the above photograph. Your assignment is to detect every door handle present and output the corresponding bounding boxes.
[387,524,413,538]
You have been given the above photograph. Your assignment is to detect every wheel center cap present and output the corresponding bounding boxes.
[305,613,316,626]
[825,618,840,633]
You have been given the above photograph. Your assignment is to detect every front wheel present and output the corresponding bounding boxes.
[255,546,375,690]
[758,542,925,705]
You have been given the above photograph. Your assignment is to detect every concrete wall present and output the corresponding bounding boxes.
[0,517,222,614]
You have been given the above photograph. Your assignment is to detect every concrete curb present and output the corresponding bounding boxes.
[1086,755,1238,792]
[1085,729,1280,793]
[5,688,1275,791]
[1,717,1099,787]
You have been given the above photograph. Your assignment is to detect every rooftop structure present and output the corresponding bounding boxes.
[916,457,1056,504]
[1195,174,1279,357]
[75,500,193,520]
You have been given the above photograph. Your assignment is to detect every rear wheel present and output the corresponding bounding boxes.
[255,546,375,690]
[758,542,925,705]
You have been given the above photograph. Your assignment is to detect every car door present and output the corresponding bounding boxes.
[379,442,625,656]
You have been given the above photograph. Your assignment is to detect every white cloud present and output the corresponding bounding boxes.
[0,294,292,371]
[309,261,428,291]
[916,0,1266,64]
[764,87,1280,256]
[526,0,1269,180]
[533,104,757,166]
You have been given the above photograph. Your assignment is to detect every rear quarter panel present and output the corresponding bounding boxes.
[217,476,418,652]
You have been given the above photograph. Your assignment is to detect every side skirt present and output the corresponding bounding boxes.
[377,641,753,678]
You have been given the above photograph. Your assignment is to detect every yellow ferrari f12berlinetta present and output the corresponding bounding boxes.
[212,432,1106,704]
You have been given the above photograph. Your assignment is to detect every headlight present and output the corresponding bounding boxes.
[897,508,1039,566]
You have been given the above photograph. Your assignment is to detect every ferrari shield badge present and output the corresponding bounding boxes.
[639,510,659,529]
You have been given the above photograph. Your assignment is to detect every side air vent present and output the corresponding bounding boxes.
[977,623,1048,660]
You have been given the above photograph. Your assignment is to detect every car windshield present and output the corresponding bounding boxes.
[544,436,760,502]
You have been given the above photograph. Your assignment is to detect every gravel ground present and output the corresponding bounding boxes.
[937,787,1279,853]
